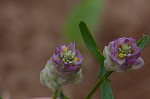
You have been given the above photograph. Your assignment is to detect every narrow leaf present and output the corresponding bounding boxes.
[101,82,114,99]
[79,21,105,64]
[79,21,114,99]
[137,34,148,50]
[99,64,114,99]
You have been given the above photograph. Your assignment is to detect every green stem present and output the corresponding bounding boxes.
[85,71,113,99]
[52,89,60,99]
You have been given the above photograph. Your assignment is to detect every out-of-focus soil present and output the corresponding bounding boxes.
[0,0,150,99]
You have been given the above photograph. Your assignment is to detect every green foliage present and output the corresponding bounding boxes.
[99,65,114,99]
[64,0,103,42]
[101,82,114,99]
[79,21,105,64]
[79,21,114,99]
[137,34,148,50]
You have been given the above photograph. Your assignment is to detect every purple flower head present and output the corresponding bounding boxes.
[103,37,144,72]
[52,42,83,73]
[40,42,83,90]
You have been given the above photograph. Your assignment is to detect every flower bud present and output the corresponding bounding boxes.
[103,37,144,72]
[40,42,83,90]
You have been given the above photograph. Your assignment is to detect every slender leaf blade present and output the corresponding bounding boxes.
[79,21,114,99]
[79,21,105,64]
[101,82,114,99]
[137,34,148,50]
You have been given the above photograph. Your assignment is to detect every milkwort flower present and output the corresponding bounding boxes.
[103,37,144,72]
[40,42,83,90]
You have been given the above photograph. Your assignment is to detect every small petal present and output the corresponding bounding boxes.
[104,58,116,71]
[131,43,141,59]
[68,42,75,50]
[131,57,144,69]
[52,55,61,64]
[72,56,83,66]
[109,41,117,57]
[103,46,116,71]
[59,45,67,53]
[113,54,126,65]
[62,64,79,72]
[55,47,60,55]
[103,46,110,59]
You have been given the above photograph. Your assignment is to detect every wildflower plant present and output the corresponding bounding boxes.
[79,21,148,99]
[40,21,148,99]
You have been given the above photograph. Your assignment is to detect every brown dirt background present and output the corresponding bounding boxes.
[0,0,150,99]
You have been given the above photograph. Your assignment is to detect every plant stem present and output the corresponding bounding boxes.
[52,89,60,99]
[85,71,113,99]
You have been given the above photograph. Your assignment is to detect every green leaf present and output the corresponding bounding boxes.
[137,34,149,50]
[99,64,114,99]
[79,21,114,99]
[101,82,114,99]
[64,0,103,42]
[79,21,105,64]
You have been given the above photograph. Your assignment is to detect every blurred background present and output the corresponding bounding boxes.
[0,0,150,99]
